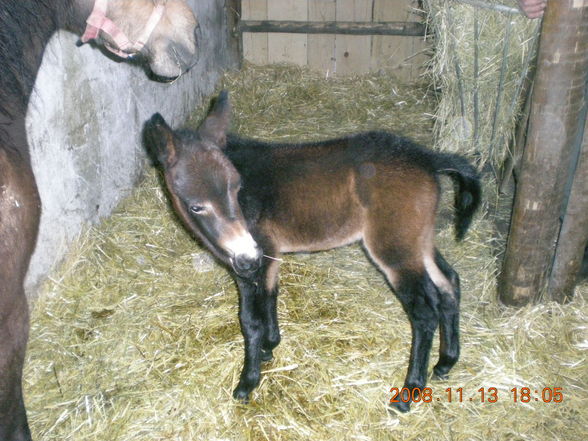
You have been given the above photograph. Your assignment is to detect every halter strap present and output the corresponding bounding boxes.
[81,0,165,59]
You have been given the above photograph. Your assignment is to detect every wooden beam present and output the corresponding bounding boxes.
[238,20,426,36]
[498,1,588,306]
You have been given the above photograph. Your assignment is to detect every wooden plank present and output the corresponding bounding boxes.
[238,20,427,36]
[242,0,268,65]
[267,0,308,65]
[308,0,336,74]
[372,0,427,81]
[241,0,428,78]
[335,0,373,75]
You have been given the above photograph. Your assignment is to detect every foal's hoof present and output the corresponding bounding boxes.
[233,375,259,403]
[432,372,449,381]
[260,348,274,362]
[389,400,411,414]
[432,367,450,381]
[232,387,251,403]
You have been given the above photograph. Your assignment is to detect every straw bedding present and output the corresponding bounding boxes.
[25,64,587,441]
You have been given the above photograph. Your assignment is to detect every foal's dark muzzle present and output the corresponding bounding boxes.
[232,254,262,278]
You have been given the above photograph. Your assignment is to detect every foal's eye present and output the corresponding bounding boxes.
[189,205,206,214]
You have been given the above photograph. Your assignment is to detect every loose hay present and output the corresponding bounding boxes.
[26,64,588,441]
[424,0,540,167]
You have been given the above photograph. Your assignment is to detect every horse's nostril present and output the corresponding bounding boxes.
[234,255,260,273]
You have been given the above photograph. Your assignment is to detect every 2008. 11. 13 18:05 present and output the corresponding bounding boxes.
[389,387,564,404]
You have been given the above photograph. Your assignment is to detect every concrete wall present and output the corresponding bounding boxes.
[25,0,237,296]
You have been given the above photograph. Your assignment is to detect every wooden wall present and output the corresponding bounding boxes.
[241,0,428,80]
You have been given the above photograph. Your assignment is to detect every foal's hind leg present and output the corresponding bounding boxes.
[393,270,439,413]
[0,148,40,441]
[365,242,440,413]
[362,173,444,412]
[430,249,461,379]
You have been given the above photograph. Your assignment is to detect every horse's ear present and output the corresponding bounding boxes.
[144,113,177,168]
[198,90,231,148]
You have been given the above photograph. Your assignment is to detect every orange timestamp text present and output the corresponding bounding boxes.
[389,387,564,404]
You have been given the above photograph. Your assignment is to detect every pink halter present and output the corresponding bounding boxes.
[81,0,165,59]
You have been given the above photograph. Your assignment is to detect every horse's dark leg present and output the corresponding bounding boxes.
[233,276,265,401]
[364,234,440,413]
[389,270,439,413]
[0,146,40,441]
[259,256,281,363]
[432,249,461,380]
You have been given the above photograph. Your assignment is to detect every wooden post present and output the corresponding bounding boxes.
[548,112,588,302]
[498,0,588,306]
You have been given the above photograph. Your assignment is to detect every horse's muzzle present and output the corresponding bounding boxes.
[232,253,262,278]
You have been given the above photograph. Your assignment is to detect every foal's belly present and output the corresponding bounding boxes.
[279,230,364,253]
[271,213,365,253]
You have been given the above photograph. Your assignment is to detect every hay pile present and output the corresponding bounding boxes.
[423,0,540,167]
[25,65,587,441]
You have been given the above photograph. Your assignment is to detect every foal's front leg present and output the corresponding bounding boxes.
[260,258,281,362]
[233,277,265,401]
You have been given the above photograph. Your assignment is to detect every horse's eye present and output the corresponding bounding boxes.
[189,205,205,214]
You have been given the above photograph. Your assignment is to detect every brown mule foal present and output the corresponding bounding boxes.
[145,90,481,412]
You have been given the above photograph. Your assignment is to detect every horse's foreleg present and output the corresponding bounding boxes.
[259,254,281,362]
[233,277,264,402]
[0,147,40,441]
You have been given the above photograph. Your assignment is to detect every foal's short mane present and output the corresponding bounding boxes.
[226,131,447,171]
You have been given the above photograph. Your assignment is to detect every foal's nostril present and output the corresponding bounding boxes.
[234,255,260,274]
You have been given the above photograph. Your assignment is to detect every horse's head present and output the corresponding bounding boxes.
[80,0,198,79]
[145,91,263,278]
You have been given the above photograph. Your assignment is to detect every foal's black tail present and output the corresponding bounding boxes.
[434,153,482,241]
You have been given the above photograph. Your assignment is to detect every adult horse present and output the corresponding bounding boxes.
[0,1,198,439]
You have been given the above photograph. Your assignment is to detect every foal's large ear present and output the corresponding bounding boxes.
[144,113,178,168]
[198,90,231,148]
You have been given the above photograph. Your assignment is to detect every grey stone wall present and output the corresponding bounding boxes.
[24,0,237,296]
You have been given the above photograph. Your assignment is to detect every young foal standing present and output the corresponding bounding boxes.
[0,1,198,439]
[146,91,481,412]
